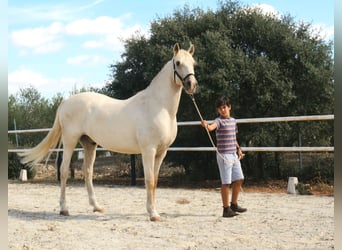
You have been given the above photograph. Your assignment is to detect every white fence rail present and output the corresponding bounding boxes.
[8,114,334,153]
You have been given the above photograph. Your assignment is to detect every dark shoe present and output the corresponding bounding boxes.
[230,203,247,213]
[223,206,238,217]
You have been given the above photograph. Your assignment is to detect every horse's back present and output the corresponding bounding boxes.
[59,92,123,113]
[62,92,119,105]
[58,92,121,132]
[58,92,141,153]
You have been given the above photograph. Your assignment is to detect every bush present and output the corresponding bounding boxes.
[300,155,334,183]
[279,153,333,183]
[8,153,36,179]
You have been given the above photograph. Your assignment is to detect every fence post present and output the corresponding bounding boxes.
[130,154,136,186]
[13,119,19,148]
[298,131,303,177]
[57,152,62,181]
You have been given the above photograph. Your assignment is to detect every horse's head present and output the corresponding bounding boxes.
[172,43,198,94]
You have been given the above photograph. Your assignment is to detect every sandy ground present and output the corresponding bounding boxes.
[8,181,334,250]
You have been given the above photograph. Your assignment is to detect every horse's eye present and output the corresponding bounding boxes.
[176,61,180,66]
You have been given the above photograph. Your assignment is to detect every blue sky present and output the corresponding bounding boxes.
[8,0,334,99]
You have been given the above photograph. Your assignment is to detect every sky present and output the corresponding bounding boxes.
[8,0,334,99]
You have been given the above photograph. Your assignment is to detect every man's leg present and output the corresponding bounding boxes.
[221,184,229,207]
[231,179,243,204]
[231,179,247,213]
[222,184,238,217]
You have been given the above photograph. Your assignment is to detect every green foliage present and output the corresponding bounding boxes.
[8,87,64,148]
[279,153,334,183]
[303,160,334,182]
[101,0,333,182]
[8,153,36,179]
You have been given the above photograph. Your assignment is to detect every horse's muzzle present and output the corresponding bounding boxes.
[184,75,198,94]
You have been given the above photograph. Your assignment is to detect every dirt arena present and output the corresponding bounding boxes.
[8,180,334,250]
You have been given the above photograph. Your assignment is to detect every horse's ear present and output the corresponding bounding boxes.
[188,43,195,55]
[173,43,180,56]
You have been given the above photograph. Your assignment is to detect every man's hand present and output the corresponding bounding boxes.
[238,148,245,160]
[201,120,207,128]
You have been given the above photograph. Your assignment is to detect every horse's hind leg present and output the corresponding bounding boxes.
[59,140,77,216]
[80,135,104,213]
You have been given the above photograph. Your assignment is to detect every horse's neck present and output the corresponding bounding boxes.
[147,60,182,117]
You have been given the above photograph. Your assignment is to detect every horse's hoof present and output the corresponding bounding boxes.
[150,216,161,222]
[60,210,70,216]
[93,207,104,213]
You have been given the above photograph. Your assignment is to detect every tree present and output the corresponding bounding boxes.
[102,0,334,181]
[8,86,64,148]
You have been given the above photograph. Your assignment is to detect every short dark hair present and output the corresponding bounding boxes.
[215,96,231,108]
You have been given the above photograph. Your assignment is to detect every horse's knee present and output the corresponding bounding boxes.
[153,177,158,188]
[83,168,92,179]
[60,167,69,179]
[145,179,155,190]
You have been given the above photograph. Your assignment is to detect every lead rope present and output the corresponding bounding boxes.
[188,94,227,162]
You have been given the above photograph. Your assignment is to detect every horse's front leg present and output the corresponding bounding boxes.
[150,150,168,218]
[142,148,160,221]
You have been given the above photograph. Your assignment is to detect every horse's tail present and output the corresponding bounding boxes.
[18,111,62,167]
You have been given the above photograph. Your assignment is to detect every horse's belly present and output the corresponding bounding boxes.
[102,140,141,154]
[88,129,141,154]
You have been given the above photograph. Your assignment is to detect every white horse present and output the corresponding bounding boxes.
[19,43,197,221]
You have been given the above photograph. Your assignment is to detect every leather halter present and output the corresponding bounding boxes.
[172,58,195,89]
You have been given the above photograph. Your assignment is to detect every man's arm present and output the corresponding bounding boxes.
[201,120,217,132]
